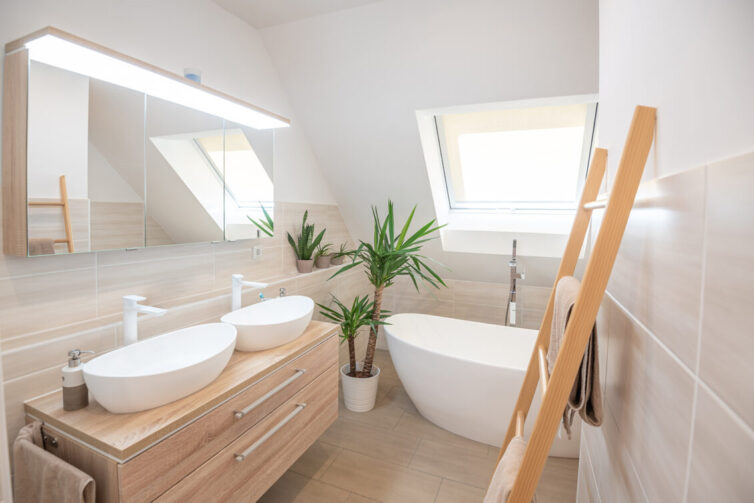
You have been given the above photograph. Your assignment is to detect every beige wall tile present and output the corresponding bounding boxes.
[0,250,95,279]
[607,166,705,367]
[581,408,646,503]
[391,296,453,317]
[96,251,214,315]
[0,268,98,338]
[577,441,600,503]
[453,302,505,325]
[452,279,505,305]
[320,449,442,503]
[518,284,551,312]
[604,299,694,502]
[699,152,754,425]
[90,201,144,251]
[212,244,284,290]
[2,325,116,380]
[4,365,60,442]
[686,386,754,502]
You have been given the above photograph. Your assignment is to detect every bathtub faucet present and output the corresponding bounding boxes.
[505,240,525,326]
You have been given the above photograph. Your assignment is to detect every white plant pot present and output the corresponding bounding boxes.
[340,362,380,412]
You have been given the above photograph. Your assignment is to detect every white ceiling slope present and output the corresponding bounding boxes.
[213,0,382,28]
[260,0,598,284]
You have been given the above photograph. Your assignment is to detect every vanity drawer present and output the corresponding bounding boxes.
[119,336,337,502]
[156,365,338,502]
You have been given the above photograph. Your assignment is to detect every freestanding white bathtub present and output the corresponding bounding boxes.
[384,313,579,458]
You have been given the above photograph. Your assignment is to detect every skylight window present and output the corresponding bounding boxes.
[436,102,597,211]
[195,130,273,208]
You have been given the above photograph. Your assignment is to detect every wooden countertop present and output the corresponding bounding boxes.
[25,321,338,461]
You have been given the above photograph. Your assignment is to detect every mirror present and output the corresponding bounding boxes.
[145,96,225,246]
[27,61,146,255]
[24,61,275,256]
[222,123,274,240]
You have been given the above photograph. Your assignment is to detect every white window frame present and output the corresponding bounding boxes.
[433,97,598,213]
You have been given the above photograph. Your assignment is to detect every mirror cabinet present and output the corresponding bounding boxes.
[3,27,287,257]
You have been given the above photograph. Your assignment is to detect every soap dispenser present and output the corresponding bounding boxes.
[62,349,93,411]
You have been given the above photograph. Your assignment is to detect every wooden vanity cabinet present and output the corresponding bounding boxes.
[26,322,339,502]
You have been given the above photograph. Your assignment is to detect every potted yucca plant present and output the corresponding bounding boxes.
[287,210,325,273]
[330,201,446,408]
[314,243,333,269]
[318,295,389,411]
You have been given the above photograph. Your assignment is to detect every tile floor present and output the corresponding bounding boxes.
[260,349,578,503]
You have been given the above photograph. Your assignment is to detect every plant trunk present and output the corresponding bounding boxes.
[347,336,357,377]
[361,285,384,377]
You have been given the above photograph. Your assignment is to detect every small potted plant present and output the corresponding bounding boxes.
[246,204,274,238]
[287,210,325,273]
[330,242,350,265]
[315,243,333,269]
[318,295,389,412]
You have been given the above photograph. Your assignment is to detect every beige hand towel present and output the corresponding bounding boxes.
[547,276,603,437]
[28,239,55,256]
[13,422,95,503]
[484,436,531,503]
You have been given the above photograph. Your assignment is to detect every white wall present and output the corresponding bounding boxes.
[260,0,599,285]
[599,0,754,186]
[27,62,89,199]
[88,142,142,202]
[0,0,336,206]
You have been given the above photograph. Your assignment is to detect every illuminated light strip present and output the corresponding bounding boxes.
[24,34,289,130]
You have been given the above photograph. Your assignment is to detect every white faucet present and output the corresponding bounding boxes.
[232,274,269,311]
[123,295,167,345]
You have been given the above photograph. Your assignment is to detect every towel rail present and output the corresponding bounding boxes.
[537,345,549,395]
[494,105,657,503]
[515,411,525,437]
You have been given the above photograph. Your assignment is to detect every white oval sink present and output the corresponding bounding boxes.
[221,296,314,352]
[83,323,236,414]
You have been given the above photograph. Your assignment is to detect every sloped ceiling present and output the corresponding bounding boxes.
[214,0,382,28]
[259,0,598,284]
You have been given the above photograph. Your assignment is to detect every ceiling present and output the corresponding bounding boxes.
[213,0,382,28]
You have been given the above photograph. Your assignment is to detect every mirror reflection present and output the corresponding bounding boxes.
[222,123,274,240]
[25,62,274,256]
[145,96,225,246]
[27,61,146,255]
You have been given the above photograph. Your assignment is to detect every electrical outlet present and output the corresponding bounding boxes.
[252,246,263,259]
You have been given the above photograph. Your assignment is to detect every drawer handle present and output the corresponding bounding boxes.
[234,403,307,462]
[234,369,306,420]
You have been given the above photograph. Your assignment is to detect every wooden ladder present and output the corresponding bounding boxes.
[28,175,75,253]
[496,105,656,503]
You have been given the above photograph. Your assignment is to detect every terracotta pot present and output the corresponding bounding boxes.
[315,254,332,269]
[296,259,314,273]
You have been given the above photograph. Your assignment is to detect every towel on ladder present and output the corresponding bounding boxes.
[13,422,95,503]
[547,276,603,437]
[28,238,55,256]
[483,436,530,503]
